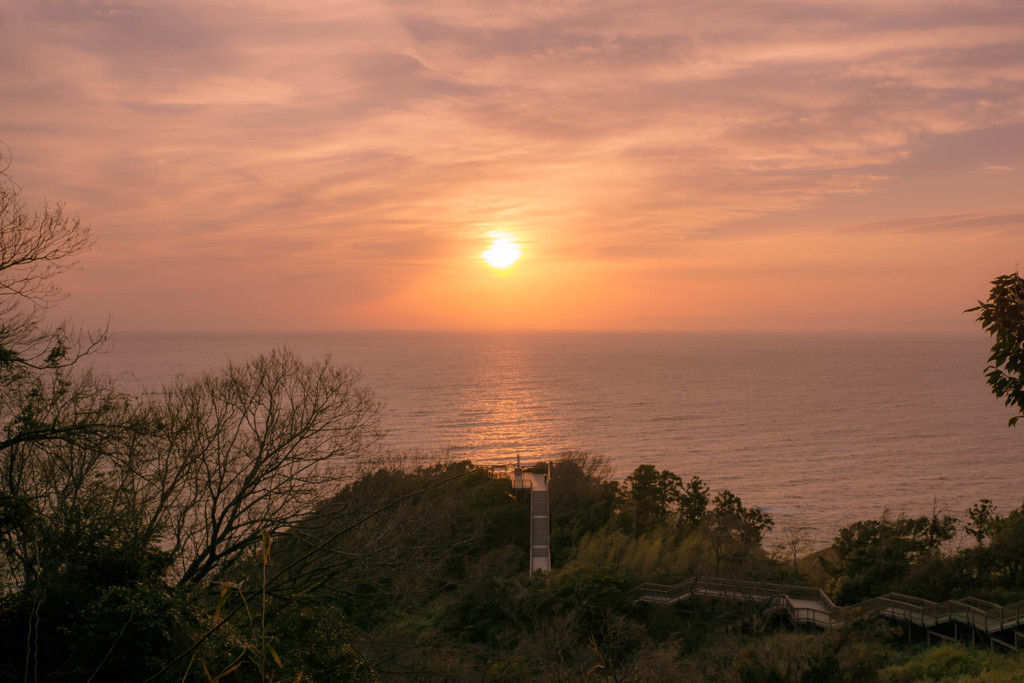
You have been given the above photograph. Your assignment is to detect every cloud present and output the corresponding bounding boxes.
[839,213,1024,235]
[1,0,1023,329]
[979,162,1016,173]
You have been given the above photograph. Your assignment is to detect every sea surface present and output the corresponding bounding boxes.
[86,331,1024,547]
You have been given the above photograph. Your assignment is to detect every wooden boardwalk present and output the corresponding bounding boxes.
[631,577,1024,650]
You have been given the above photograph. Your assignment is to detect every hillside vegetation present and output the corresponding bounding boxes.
[5,446,1024,681]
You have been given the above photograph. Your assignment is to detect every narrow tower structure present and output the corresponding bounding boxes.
[512,457,551,573]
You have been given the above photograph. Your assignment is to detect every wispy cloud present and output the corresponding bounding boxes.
[840,213,1024,235]
[1,0,1022,329]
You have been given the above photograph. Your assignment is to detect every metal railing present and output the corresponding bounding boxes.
[631,576,1024,646]
[631,576,840,628]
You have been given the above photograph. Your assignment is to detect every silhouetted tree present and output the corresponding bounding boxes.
[617,464,683,536]
[829,510,957,603]
[119,348,384,586]
[969,272,1024,426]
[987,503,1024,587]
[678,475,710,530]
[0,148,126,594]
[704,490,774,574]
[0,147,177,682]
[0,144,105,373]
[966,498,997,546]
[548,451,618,566]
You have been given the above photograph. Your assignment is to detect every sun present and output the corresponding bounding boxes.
[482,236,522,269]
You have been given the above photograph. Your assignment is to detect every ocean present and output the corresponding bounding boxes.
[86,331,1024,547]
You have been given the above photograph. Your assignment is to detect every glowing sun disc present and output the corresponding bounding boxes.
[482,237,522,268]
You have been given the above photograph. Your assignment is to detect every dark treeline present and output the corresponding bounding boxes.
[5,443,1024,681]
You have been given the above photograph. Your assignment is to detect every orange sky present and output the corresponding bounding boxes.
[1,0,1022,331]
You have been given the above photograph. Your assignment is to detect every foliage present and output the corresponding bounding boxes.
[730,633,846,683]
[547,451,618,567]
[0,576,191,683]
[0,152,186,681]
[276,459,527,606]
[827,510,957,604]
[270,603,375,682]
[965,499,997,546]
[442,565,641,678]
[678,475,711,530]
[617,464,683,536]
[571,525,710,582]
[969,271,1024,426]
[879,643,985,682]
[0,150,393,680]
[704,489,775,575]
[982,502,1024,589]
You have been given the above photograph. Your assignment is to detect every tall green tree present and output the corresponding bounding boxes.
[678,475,710,530]
[704,489,774,574]
[617,464,683,536]
[965,498,997,546]
[969,272,1024,426]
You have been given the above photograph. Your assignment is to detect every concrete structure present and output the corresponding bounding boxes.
[512,462,550,573]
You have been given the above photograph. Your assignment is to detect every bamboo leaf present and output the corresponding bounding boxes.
[263,529,272,565]
[214,585,231,621]
[219,662,244,678]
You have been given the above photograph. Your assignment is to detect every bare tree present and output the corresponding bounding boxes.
[778,524,812,577]
[117,348,384,585]
[0,144,104,372]
[0,146,123,595]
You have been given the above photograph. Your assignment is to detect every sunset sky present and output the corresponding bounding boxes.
[1,0,1022,331]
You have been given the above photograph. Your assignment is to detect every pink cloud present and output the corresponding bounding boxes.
[1,0,1023,330]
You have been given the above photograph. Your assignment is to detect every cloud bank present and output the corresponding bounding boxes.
[1,0,1022,329]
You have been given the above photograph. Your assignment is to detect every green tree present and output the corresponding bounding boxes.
[969,272,1024,426]
[829,510,957,604]
[548,451,618,567]
[986,503,1024,588]
[704,490,774,574]
[965,499,997,546]
[617,464,683,536]
[677,475,710,530]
